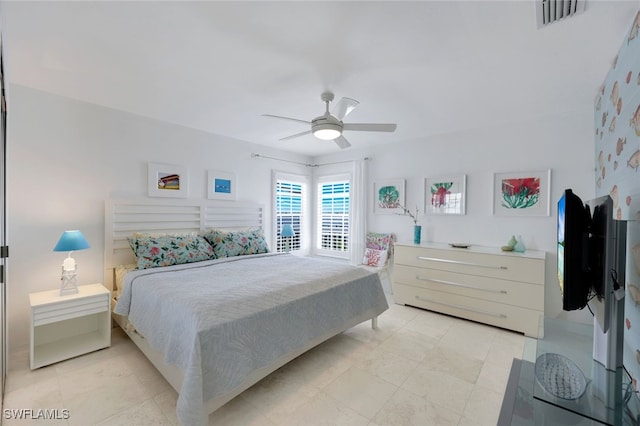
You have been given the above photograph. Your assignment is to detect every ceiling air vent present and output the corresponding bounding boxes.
[536,0,585,28]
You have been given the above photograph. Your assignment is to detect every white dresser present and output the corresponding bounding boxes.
[392,242,545,337]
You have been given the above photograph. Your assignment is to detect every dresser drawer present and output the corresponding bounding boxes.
[394,283,542,337]
[393,265,543,310]
[394,246,544,285]
[33,294,108,326]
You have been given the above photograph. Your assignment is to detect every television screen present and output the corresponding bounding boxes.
[557,189,590,311]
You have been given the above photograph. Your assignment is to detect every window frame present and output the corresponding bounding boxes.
[315,173,351,259]
[272,171,309,253]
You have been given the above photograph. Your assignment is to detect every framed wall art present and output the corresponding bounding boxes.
[148,163,188,198]
[374,179,405,214]
[493,169,551,216]
[208,169,236,200]
[425,174,466,215]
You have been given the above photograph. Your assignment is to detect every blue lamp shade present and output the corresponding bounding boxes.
[280,224,295,238]
[53,230,90,252]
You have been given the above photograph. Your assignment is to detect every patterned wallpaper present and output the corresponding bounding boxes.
[595,12,640,219]
[595,9,640,400]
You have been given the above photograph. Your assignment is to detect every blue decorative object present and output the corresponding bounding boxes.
[413,225,422,245]
[53,230,90,252]
[280,224,294,237]
[280,224,295,252]
[53,230,90,295]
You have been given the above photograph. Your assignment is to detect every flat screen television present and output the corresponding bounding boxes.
[557,189,591,311]
[557,189,627,333]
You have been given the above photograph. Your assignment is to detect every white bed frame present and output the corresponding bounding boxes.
[104,198,379,419]
[104,198,266,291]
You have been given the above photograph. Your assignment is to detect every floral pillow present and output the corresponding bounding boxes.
[202,227,270,258]
[366,233,394,251]
[363,248,388,267]
[128,233,214,269]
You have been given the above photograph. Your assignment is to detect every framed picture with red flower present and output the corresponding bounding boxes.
[424,175,466,215]
[493,170,551,216]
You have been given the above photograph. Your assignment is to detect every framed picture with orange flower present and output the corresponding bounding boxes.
[493,170,551,216]
[425,175,466,215]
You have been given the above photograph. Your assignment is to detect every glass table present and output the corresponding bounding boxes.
[502,316,639,425]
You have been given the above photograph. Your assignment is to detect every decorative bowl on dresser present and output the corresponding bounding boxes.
[392,242,545,337]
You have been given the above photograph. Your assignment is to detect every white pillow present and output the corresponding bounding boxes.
[363,248,388,267]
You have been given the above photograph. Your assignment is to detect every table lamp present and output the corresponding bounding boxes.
[280,224,295,253]
[53,230,90,295]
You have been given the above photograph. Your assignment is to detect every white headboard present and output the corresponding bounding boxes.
[104,198,265,290]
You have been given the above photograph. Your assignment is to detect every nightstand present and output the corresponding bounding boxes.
[29,283,111,369]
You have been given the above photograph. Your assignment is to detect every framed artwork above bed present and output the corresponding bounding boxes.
[208,170,236,200]
[148,163,189,198]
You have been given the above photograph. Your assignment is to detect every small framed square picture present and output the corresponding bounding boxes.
[208,170,236,200]
[148,163,188,198]
[425,175,466,215]
[374,179,405,214]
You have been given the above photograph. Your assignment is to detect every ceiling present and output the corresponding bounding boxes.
[1,1,639,156]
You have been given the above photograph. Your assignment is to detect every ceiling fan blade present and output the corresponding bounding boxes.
[262,114,311,125]
[334,135,351,149]
[280,129,312,141]
[332,97,359,120]
[343,123,397,132]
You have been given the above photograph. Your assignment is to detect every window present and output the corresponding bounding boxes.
[317,177,350,257]
[275,177,305,252]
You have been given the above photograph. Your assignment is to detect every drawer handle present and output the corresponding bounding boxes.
[416,256,507,270]
[415,295,507,319]
[416,276,507,294]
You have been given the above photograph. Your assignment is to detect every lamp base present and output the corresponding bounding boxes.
[60,269,78,296]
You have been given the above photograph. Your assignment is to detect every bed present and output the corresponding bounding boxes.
[105,199,389,425]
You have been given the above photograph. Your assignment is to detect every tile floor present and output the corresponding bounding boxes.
[3,299,527,425]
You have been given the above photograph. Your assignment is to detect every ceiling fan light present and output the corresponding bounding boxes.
[313,124,341,140]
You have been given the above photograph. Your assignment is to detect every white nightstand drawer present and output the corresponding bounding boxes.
[33,296,108,326]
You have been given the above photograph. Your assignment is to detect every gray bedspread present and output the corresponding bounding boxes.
[114,253,388,425]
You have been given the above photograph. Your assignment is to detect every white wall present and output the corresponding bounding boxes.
[7,83,599,355]
[314,109,597,324]
[6,84,312,352]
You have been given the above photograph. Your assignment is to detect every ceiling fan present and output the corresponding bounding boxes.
[263,91,397,149]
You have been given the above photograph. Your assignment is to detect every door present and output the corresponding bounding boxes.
[0,34,8,403]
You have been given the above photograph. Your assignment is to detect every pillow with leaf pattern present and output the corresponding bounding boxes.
[128,233,214,269]
[202,227,270,258]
